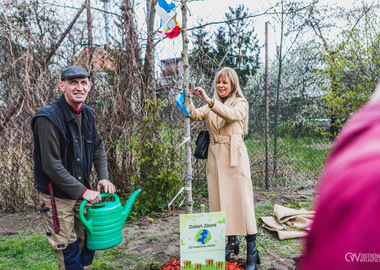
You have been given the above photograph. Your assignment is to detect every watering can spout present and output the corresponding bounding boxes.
[122,189,141,221]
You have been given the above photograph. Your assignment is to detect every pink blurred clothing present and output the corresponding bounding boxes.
[301,102,380,269]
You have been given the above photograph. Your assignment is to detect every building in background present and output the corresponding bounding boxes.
[159,57,183,85]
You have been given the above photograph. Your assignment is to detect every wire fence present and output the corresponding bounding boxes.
[245,42,334,188]
[161,62,333,191]
[1,0,379,212]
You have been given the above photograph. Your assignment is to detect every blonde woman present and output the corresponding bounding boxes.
[190,67,260,269]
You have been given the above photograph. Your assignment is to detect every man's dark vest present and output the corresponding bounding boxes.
[31,95,96,199]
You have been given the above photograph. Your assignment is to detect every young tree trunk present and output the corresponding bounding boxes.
[181,0,193,214]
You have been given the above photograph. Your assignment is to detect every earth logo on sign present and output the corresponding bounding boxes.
[195,229,211,244]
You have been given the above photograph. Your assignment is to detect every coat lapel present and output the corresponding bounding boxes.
[208,111,226,132]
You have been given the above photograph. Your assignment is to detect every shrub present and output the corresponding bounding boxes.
[130,100,182,213]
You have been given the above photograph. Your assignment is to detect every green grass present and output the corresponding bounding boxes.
[153,250,167,260]
[0,202,311,270]
[0,233,57,270]
[255,203,275,216]
[246,135,332,187]
[251,193,314,269]
[0,231,161,270]
[0,162,315,270]
[91,250,142,269]
[148,236,160,242]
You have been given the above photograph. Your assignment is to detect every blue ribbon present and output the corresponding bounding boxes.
[175,91,190,117]
[157,0,175,12]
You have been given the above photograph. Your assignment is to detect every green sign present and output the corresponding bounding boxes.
[180,212,225,270]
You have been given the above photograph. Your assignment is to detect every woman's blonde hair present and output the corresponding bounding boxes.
[212,67,249,133]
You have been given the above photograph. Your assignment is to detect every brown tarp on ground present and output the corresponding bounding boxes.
[258,204,315,240]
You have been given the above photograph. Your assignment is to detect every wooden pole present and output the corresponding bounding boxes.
[264,22,270,190]
[181,0,193,214]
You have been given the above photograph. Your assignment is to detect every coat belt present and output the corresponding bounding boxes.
[209,135,242,167]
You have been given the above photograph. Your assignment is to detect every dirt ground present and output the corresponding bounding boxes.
[0,186,316,269]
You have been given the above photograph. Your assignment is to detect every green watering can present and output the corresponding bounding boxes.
[79,190,141,250]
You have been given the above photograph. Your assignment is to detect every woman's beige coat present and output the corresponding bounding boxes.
[190,97,257,236]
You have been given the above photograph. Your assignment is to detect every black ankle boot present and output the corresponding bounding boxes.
[225,235,239,261]
[245,234,260,270]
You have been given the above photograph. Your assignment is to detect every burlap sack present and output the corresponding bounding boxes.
[258,204,315,240]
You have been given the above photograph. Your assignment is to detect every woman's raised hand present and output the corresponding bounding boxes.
[191,87,212,104]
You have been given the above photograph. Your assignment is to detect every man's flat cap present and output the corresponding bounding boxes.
[61,66,91,80]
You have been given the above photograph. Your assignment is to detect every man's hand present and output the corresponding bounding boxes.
[81,180,115,204]
[82,189,101,204]
[97,179,116,194]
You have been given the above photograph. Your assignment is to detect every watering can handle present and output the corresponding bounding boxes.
[79,193,120,232]
[100,192,120,202]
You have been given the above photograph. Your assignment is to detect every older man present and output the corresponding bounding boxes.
[32,66,116,269]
